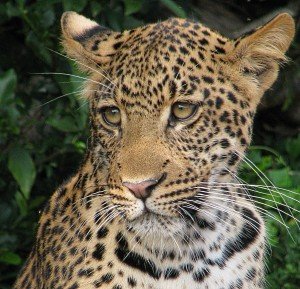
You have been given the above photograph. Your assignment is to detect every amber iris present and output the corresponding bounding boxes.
[171,102,198,120]
[102,106,121,126]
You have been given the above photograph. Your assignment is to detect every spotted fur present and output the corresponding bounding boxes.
[14,11,295,289]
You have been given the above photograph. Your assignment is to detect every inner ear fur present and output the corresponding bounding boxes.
[228,13,295,90]
[61,11,129,72]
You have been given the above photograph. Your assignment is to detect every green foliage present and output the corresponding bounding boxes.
[8,147,36,199]
[160,0,186,18]
[0,0,299,288]
[240,143,300,288]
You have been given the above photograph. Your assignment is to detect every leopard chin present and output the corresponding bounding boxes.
[127,211,185,237]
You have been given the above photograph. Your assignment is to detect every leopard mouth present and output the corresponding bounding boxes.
[118,182,209,226]
[129,205,165,222]
[127,210,183,235]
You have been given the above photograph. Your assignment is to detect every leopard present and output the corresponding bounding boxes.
[13,11,295,289]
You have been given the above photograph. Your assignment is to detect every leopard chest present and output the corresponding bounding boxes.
[45,207,265,289]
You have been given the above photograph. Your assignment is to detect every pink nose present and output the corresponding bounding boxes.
[123,179,158,200]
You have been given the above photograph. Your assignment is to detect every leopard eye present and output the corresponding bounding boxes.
[171,102,198,120]
[101,106,121,126]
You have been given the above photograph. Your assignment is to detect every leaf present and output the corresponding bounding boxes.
[106,7,123,31]
[29,196,46,210]
[286,136,300,159]
[105,5,125,31]
[0,203,13,224]
[124,0,143,16]
[247,149,262,164]
[16,0,26,7]
[0,4,9,25]
[266,218,279,246]
[42,9,55,28]
[0,232,17,249]
[15,191,28,217]
[8,147,36,199]
[74,140,86,153]
[258,155,273,171]
[123,16,144,29]
[250,145,287,167]
[5,2,21,18]
[291,172,300,186]
[26,31,52,65]
[160,0,186,18]
[0,251,22,265]
[0,69,17,104]
[75,101,88,130]
[62,0,88,12]
[268,168,293,188]
[90,2,103,18]
[47,116,80,132]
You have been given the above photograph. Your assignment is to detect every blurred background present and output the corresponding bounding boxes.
[0,0,299,287]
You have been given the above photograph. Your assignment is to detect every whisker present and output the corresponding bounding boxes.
[192,184,300,215]
[32,72,112,90]
[191,190,291,228]
[48,48,116,88]
[199,181,300,200]
[236,150,299,236]
[37,89,84,107]
[180,201,239,231]
[180,195,262,233]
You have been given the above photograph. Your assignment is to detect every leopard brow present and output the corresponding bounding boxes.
[95,88,116,102]
[172,94,204,104]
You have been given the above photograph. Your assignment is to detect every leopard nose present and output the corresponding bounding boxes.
[123,179,159,200]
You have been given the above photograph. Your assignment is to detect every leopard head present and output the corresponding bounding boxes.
[61,12,294,233]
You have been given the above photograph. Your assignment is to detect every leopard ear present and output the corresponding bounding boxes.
[229,13,295,90]
[61,12,128,71]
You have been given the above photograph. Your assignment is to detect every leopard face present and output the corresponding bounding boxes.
[61,12,294,235]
